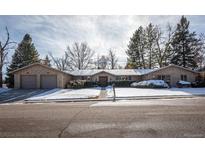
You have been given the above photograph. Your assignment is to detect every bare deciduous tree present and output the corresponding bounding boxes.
[49,52,70,71]
[49,42,94,71]
[154,24,175,68]
[108,49,118,69]
[94,54,100,69]
[196,33,205,69]
[65,42,94,70]
[0,27,15,87]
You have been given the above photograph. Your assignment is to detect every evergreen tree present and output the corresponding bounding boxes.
[170,16,202,69]
[5,34,39,87]
[145,23,158,69]
[98,55,108,69]
[126,26,146,69]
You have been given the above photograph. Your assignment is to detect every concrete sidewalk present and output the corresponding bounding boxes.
[24,94,205,103]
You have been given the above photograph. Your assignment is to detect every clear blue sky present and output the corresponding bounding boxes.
[0,15,205,75]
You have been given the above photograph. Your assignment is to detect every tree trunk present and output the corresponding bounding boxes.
[0,67,2,88]
[182,40,186,67]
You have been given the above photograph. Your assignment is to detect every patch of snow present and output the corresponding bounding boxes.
[26,88,101,101]
[178,80,191,85]
[106,88,205,98]
[67,69,154,76]
[131,80,169,88]
[0,88,11,94]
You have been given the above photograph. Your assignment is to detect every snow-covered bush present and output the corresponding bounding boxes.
[176,80,191,88]
[67,80,86,89]
[130,80,169,88]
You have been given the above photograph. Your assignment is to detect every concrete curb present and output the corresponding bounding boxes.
[24,94,205,103]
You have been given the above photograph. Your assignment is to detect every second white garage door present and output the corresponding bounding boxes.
[40,75,57,89]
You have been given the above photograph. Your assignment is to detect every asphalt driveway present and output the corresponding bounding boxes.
[0,89,49,104]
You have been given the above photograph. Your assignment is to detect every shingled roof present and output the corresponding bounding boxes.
[66,69,154,76]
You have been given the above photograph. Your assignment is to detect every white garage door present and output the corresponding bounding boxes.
[40,75,57,89]
[21,75,37,89]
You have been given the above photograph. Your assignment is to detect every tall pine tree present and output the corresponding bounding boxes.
[5,34,39,87]
[170,16,202,69]
[126,26,146,69]
[145,23,158,69]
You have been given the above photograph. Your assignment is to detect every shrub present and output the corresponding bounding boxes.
[191,81,205,87]
[84,81,99,88]
[67,80,86,89]
[131,80,169,88]
[176,80,191,88]
[108,81,134,87]
[67,80,101,88]
[67,80,134,88]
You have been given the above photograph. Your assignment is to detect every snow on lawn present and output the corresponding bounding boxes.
[107,87,205,98]
[0,88,10,94]
[26,87,101,101]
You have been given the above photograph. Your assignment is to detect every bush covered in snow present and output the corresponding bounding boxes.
[130,80,169,88]
[176,80,191,88]
[68,80,101,88]
[68,80,135,88]
[67,80,86,89]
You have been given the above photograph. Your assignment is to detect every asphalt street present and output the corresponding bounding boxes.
[0,97,205,137]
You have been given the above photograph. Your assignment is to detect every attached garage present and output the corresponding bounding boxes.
[11,63,73,89]
[21,75,37,89]
[40,75,57,89]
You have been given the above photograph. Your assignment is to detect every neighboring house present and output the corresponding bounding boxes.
[10,63,199,89]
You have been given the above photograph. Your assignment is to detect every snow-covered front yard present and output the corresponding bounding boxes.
[26,88,101,101]
[25,87,205,102]
[106,87,205,98]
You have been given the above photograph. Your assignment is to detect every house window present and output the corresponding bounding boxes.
[158,75,165,80]
[116,76,131,81]
[158,75,171,82]
[181,75,187,81]
[116,76,121,80]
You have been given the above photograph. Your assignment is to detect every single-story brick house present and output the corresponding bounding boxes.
[10,63,200,89]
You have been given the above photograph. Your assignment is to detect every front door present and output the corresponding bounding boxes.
[99,76,108,86]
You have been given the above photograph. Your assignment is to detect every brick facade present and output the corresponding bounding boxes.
[13,64,72,89]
